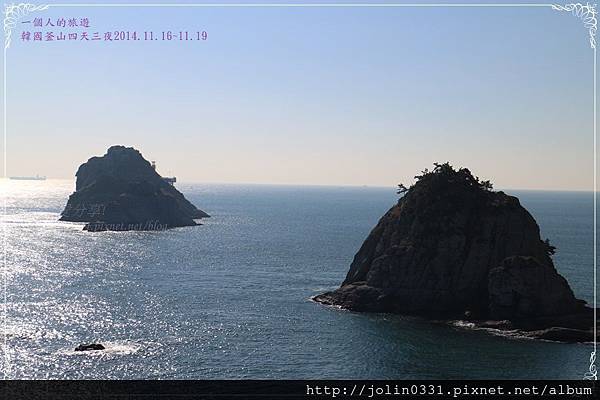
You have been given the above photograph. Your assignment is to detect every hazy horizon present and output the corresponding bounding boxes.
[2,2,596,191]
[3,175,599,193]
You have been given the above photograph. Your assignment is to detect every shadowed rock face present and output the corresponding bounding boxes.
[488,256,581,320]
[314,163,594,342]
[60,145,209,231]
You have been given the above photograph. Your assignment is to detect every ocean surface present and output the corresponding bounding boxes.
[0,180,595,379]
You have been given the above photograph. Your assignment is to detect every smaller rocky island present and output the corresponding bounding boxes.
[60,145,209,231]
[314,163,597,343]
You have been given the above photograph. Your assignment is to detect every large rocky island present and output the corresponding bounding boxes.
[60,145,209,231]
[314,163,596,342]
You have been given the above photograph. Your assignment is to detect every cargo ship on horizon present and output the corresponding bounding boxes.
[9,175,47,181]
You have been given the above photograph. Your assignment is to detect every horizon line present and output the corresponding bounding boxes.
[1,177,596,193]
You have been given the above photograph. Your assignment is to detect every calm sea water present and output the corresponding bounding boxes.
[0,180,595,379]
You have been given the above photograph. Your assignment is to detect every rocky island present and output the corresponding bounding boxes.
[60,145,209,231]
[314,163,596,343]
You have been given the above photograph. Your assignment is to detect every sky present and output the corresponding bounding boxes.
[1,1,597,190]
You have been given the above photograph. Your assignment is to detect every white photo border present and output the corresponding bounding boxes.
[2,1,598,380]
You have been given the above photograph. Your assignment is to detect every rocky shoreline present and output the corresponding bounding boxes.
[313,292,597,343]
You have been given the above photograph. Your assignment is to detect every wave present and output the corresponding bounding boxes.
[449,319,568,342]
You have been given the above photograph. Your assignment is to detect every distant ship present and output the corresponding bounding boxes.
[9,175,46,181]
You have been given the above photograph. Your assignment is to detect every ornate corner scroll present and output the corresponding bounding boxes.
[583,351,598,380]
[552,3,598,49]
[3,3,49,49]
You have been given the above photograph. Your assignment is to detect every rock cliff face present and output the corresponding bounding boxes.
[60,145,209,231]
[314,163,594,342]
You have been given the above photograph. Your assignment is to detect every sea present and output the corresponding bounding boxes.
[0,180,595,379]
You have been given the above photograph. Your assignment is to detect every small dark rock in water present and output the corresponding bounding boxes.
[75,343,105,351]
[60,145,209,231]
[314,163,597,343]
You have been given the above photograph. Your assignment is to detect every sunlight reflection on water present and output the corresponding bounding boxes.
[1,179,594,379]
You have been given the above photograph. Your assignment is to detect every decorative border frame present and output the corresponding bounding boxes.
[2,1,598,380]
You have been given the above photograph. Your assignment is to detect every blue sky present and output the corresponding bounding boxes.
[2,1,596,189]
